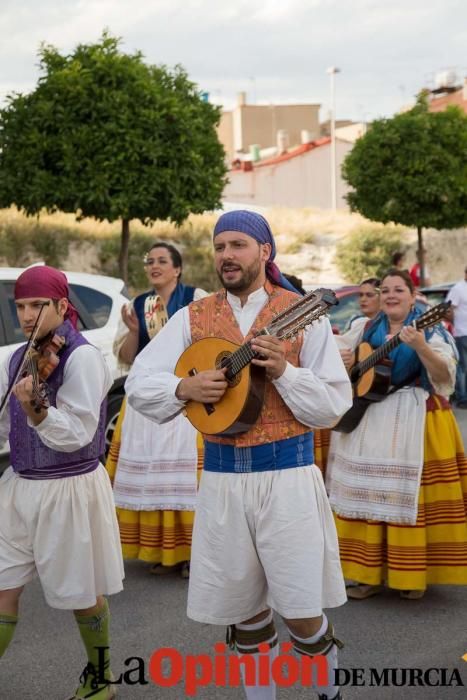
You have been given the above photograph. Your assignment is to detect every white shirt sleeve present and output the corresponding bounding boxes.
[125,307,192,423]
[33,345,113,452]
[272,318,353,428]
[446,284,461,308]
[194,288,209,300]
[425,331,457,398]
[335,316,367,351]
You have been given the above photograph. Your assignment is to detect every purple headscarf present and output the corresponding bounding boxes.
[213,210,299,293]
[15,265,79,328]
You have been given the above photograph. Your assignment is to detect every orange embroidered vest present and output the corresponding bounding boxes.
[189,281,311,447]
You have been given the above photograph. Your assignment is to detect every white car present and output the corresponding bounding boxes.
[0,265,130,460]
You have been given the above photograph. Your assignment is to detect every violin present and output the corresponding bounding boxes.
[0,302,66,419]
[22,331,66,413]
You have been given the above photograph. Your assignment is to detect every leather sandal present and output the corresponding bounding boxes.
[346,583,383,600]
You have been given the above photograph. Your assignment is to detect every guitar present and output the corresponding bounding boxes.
[175,288,338,435]
[332,301,451,433]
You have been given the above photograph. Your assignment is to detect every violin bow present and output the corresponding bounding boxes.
[0,301,50,419]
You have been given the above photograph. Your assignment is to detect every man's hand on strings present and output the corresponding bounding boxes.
[176,368,228,404]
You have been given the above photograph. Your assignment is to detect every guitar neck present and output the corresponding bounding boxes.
[223,331,268,380]
[354,332,402,376]
[220,287,338,380]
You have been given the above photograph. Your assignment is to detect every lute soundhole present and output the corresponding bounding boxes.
[216,351,241,388]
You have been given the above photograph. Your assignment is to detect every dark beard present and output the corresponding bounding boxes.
[217,258,262,292]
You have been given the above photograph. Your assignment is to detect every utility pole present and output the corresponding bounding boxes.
[326,66,341,210]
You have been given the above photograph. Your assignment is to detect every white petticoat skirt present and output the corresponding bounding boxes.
[0,464,124,609]
[112,401,199,511]
[187,464,346,625]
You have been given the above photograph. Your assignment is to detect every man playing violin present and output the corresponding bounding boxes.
[0,265,123,700]
[126,210,352,700]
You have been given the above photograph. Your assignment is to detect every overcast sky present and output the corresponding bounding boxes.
[1,0,466,122]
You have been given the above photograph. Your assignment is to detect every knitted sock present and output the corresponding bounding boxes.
[73,599,113,698]
[0,613,18,658]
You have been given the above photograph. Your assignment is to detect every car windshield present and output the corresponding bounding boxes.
[329,293,362,333]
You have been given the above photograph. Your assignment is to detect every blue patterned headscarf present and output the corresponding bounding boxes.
[213,210,299,293]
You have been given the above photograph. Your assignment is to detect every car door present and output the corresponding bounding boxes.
[0,280,24,458]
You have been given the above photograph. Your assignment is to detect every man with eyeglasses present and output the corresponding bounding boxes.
[447,267,467,408]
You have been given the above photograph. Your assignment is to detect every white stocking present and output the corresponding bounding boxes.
[236,611,279,700]
[288,613,340,700]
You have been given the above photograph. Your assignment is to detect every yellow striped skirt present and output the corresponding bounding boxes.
[105,398,203,565]
[334,405,467,590]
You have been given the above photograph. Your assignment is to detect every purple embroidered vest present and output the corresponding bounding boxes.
[8,320,106,480]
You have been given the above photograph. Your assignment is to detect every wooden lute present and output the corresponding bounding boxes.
[333,301,451,433]
[175,288,338,435]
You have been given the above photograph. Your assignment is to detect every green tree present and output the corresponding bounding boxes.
[0,32,227,282]
[335,225,404,282]
[342,96,467,285]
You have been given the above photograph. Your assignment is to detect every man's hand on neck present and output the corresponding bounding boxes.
[250,336,287,379]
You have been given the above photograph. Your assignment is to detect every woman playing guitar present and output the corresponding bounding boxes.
[315,277,381,477]
[327,268,467,600]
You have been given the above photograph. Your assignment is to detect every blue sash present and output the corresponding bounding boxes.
[204,433,314,473]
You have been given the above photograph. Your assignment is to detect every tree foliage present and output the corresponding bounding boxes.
[0,32,227,281]
[335,225,404,283]
[342,96,467,230]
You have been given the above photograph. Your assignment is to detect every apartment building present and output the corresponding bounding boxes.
[218,92,321,162]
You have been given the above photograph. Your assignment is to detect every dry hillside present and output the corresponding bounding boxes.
[0,207,465,288]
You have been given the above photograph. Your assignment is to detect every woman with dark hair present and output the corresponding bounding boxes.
[106,242,207,579]
[327,268,467,599]
[358,277,381,319]
[315,278,381,478]
[345,277,381,330]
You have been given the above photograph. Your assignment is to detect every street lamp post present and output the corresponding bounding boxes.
[326,66,341,210]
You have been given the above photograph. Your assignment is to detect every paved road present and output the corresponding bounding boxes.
[3,565,467,699]
[2,408,467,699]
[454,405,467,446]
